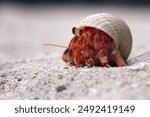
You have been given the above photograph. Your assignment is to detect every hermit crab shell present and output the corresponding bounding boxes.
[78,13,132,60]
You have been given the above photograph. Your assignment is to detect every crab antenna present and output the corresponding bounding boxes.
[127,51,150,62]
[43,44,67,48]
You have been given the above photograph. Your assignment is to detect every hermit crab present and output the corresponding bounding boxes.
[45,13,132,67]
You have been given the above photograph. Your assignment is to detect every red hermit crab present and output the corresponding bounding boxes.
[44,13,132,67]
[62,13,132,67]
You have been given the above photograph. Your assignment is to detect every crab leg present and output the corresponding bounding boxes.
[111,49,126,67]
[98,49,110,67]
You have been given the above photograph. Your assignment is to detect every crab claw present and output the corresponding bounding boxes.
[62,48,73,64]
[98,49,110,67]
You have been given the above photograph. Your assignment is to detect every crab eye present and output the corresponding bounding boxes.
[72,27,76,34]
[79,29,83,35]
[72,27,84,36]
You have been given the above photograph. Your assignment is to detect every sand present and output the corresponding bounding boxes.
[0,4,150,99]
[0,52,150,99]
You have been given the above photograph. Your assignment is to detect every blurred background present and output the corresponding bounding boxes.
[0,0,150,61]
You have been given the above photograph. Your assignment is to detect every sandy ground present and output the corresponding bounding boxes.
[0,4,150,99]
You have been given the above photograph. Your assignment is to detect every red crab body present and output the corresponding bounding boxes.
[62,26,126,67]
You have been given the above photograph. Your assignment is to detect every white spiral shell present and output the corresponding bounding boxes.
[78,13,132,60]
